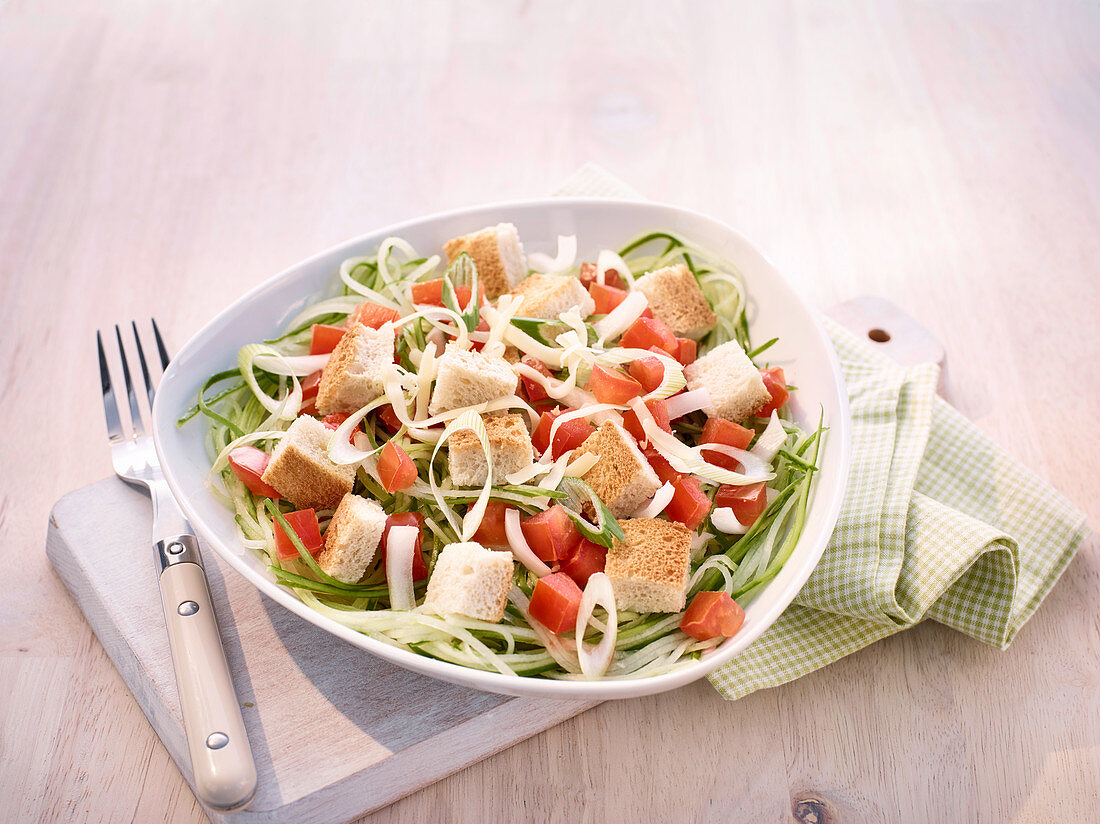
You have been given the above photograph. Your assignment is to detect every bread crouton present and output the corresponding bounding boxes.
[683,340,770,422]
[605,518,691,613]
[448,413,534,487]
[261,416,356,510]
[316,322,394,415]
[425,542,515,622]
[573,421,661,518]
[443,223,527,300]
[316,494,386,583]
[633,264,717,340]
[508,274,596,320]
[427,344,518,416]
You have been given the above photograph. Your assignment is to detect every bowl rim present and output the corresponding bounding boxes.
[153,196,851,699]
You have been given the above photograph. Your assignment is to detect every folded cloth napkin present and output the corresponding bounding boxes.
[555,164,1090,700]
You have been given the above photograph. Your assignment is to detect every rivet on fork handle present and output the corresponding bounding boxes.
[156,534,204,572]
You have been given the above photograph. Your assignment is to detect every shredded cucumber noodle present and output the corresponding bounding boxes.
[181,228,824,680]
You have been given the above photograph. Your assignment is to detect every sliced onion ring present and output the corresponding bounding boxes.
[664,387,712,420]
[503,508,552,577]
[576,572,618,679]
[385,525,419,610]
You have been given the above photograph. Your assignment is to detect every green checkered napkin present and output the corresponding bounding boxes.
[555,164,1090,700]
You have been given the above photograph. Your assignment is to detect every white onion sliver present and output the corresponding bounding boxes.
[564,451,599,477]
[750,411,787,463]
[326,397,390,465]
[503,509,552,577]
[711,507,750,535]
[528,235,577,274]
[664,388,712,420]
[385,525,419,610]
[594,291,648,343]
[597,248,634,288]
[694,442,774,479]
[633,482,675,518]
[253,352,332,377]
[576,572,618,679]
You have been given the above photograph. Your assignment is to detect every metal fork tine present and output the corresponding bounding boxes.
[132,321,157,409]
[115,324,145,438]
[152,318,171,370]
[98,331,126,442]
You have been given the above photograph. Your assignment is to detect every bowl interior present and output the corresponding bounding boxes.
[153,198,850,700]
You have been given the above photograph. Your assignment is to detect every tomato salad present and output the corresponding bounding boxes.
[180,228,823,680]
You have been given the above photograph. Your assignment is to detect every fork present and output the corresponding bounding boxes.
[98,320,257,810]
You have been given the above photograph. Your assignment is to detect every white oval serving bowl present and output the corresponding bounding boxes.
[153,198,850,700]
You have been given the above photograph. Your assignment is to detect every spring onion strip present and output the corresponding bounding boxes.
[576,573,618,679]
[599,348,685,400]
[710,507,751,535]
[528,235,577,274]
[286,295,368,330]
[664,388,712,420]
[503,509,552,577]
[339,257,404,309]
[385,526,418,610]
[209,429,287,477]
[253,352,331,376]
[750,411,788,463]
[238,345,302,417]
[559,478,626,548]
[597,249,634,289]
[594,291,648,344]
[414,341,437,420]
[633,482,675,518]
[429,411,493,540]
[325,397,391,465]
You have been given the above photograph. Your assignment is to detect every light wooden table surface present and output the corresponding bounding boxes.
[2,2,1098,821]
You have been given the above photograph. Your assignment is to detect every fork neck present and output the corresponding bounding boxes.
[149,477,195,543]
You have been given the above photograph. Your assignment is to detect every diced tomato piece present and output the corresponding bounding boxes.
[380,512,428,581]
[589,282,629,315]
[629,356,666,394]
[472,501,512,548]
[675,337,697,366]
[519,356,553,403]
[622,398,671,443]
[640,307,655,320]
[521,505,582,562]
[531,409,595,460]
[680,591,745,641]
[643,447,683,485]
[559,538,607,589]
[758,367,790,417]
[348,301,400,329]
[273,509,324,561]
[528,572,584,634]
[620,316,678,356]
[714,482,768,527]
[310,324,346,356]
[301,370,322,403]
[579,262,625,290]
[700,417,754,472]
[409,278,485,310]
[227,446,281,498]
[378,442,417,492]
[665,475,711,530]
[587,364,644,405]
[376,404,403,433]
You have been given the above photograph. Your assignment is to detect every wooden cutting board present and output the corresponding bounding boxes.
[45,296,942,823]
[46,480,598,823]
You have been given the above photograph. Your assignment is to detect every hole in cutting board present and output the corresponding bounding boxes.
[868,328,891,343]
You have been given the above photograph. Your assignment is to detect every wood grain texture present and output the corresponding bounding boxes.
[1,1,1098,822]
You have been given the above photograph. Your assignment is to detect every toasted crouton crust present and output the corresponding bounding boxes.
[260,416,356,510]
[448,413,534,486]
[443,223,526,300]
[316,322,393,415]
[425,542,514,622]
[508,274,596,319]
[684,340,770,422]
[605,518,691,613]
[428,344,519,416]
[573,421,662,518]
[634,264,717,340]
[316,494,386,583]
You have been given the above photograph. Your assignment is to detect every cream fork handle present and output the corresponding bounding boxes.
[158,536,257,810]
